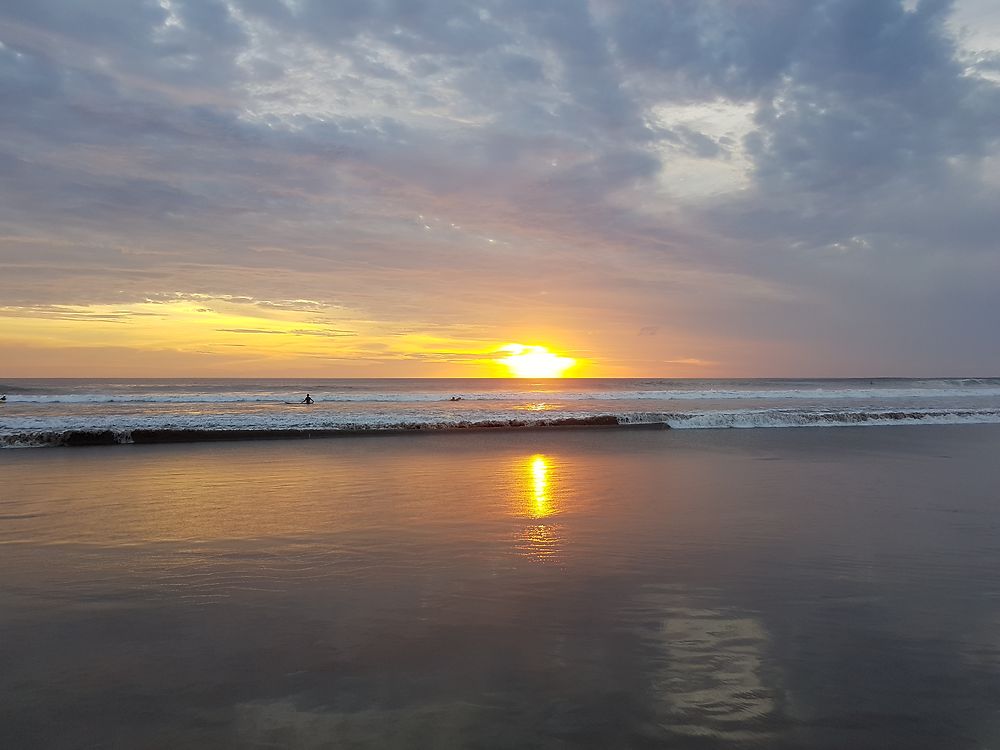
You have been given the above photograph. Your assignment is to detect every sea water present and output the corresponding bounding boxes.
[3,426,1000,747]
[1,377,999,447]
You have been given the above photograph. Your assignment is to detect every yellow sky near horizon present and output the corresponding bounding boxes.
[0,298,603,378]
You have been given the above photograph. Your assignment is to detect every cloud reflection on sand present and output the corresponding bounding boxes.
[630,585,783,743]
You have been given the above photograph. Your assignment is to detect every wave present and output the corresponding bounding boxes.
[0,416,622,448]
[622,408,1000,429]
[8,386,1000,404]
[3,409,999,447]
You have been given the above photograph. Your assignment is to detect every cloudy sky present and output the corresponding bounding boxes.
[1,0,999,377]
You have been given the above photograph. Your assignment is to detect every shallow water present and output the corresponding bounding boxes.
[3,426,1000,748]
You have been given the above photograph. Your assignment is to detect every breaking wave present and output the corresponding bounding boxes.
[620,408,1000,429]
[3,409,999,448]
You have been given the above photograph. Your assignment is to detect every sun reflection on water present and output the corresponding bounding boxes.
[517,402,552,412]
[515,454,562,562]
[530,455,551,518]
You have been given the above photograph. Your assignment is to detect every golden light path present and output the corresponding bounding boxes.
[496,344,577,378]
[514,454,560,562]
[530,455,552,518]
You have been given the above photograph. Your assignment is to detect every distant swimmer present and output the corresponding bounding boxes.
[449,396,462,401]
[0,395,5,402]
[302,394,314,405]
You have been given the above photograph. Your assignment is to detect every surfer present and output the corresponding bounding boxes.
[0,395,5,402]
[302,394,314,405]
[449,396,462,401]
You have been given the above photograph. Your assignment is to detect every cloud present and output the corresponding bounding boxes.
[0,304,161,322]
[0,0,998,375]
[216,328,356,337]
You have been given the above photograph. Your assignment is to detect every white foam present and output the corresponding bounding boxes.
[626,409,1000,429]
[3,407,1000,447]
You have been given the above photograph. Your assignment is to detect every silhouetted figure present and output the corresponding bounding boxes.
[0,395,5,402]
[449,396,462,401]
[302,394,314,405]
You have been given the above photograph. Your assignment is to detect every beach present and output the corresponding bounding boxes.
[3,424,1000,748]
[6,0,1000,746]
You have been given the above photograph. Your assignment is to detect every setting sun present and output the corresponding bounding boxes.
[496,344,576,378]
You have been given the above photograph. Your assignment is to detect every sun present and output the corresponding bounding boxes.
[496,344,576,378]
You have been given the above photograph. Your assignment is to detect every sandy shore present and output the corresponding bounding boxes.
[3,424,1000,748]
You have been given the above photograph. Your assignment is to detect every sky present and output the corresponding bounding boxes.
[1,0,999,378]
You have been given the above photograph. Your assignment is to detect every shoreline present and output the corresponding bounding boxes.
[16,415,649,448]
[7,415,1000,448]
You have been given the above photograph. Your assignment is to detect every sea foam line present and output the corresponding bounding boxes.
[3,408,1000,447]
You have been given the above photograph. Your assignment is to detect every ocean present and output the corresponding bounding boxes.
[2,377,999,447]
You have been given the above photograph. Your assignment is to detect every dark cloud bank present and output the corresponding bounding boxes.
[1,0,998,374]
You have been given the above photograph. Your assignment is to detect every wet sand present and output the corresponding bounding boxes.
[3,425,1000,748]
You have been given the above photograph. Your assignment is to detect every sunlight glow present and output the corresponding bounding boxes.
[1,298,595,378]
[496,344,576,378]
[530,455,551,518]
[513,454,560,562]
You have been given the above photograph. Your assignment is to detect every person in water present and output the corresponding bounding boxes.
[302,394,314,404]
[0,395,5,402]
